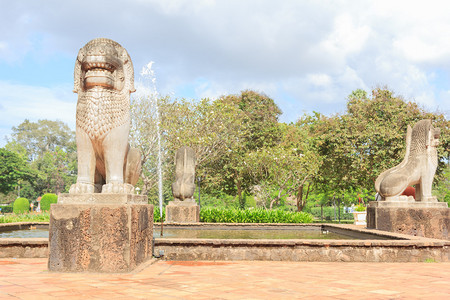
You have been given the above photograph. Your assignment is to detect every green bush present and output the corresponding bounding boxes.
[13,197,29,214]
[154,206,166,222]
[40,193,58,212]
[0,205,13,214]
[200,207,313,223]
[309,206,354,220]
[354,204,366,212]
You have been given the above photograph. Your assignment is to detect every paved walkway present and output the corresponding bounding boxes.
[0,258,449,299]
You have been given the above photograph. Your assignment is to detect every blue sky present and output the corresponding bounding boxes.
[1,0,449,146]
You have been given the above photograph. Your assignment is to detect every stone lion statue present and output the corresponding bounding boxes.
[375,119,440,202]
[69,38,141,194]
[172,146,196,202]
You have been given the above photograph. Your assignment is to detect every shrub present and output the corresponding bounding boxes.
[40,193,58,212]
[200,207,313,223]
[13,197,29,214]
[309,206,354,220]
[354,204,366,212]
[154,206,166,222]
[0,205,13,214]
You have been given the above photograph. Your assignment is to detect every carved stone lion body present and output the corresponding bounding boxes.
[375,119,440,202]
[69,38,141,194]
[172,146,196,202]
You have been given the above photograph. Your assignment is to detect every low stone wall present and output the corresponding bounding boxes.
[2,223,449,263]
[154,224,449,263]
[0,223,49,258]
[154,238,449,262]
[0,238,48,258]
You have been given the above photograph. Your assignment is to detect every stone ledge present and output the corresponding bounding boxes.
[58,193,147,205]
[369,201,448,208]
[155,237,449,248]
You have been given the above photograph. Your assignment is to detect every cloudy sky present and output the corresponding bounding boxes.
[1,0,450,146]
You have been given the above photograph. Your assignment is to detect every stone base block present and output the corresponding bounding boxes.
[165,201,199,223]
[48,196,153,273]
[367,201,449,240]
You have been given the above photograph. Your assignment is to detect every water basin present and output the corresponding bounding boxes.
[154,225,396,240]
[0,228,49,238]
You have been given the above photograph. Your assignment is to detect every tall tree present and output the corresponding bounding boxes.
[6,119,77,197]
[0,148,34,197]
[9,119,75,161]
[218,90,282,202]
[245,122,322,210]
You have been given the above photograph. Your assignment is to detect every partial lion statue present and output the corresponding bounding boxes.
[375,119,440,202]
[69,38,141,194]
[172,146,196,202]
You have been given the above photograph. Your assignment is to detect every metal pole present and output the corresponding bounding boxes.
[333,199,336,221]
[197,176,201,211]
[338,199,341,224]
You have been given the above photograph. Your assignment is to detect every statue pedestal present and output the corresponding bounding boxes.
[367,201,449,240]
[165,200,200,223]
[48,194,153,273]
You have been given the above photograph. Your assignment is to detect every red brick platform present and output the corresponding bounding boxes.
[0,258,448,299]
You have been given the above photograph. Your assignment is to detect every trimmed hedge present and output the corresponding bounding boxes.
[13,197,29,214]
[40,193,58,212]
[200,207,313,223]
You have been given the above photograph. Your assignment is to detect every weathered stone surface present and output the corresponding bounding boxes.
[0,238,48,258]
[172,146,196,202]
[165,201,200,223]
[367,202,449,240]
[154,237,449,262]
[69,38,141,195]
[375,119,440,202]
[59,193,147,205]
[48,202,153,272]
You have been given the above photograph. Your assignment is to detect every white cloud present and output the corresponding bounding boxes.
[0,81,76,146]
[0,0,449,132]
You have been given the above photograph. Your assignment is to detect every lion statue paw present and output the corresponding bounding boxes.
[101,182,134,194]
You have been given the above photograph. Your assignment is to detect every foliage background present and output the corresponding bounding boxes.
[1,88,449,212]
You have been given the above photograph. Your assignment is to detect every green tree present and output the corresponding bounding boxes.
[0,148,34,196]
[9,119,75,162]
[433,165,450,205]
[6,120,77,197]
[218,90,282,202]
[32,147,76,194]
[245,122,322,210]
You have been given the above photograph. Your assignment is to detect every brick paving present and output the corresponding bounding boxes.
[0,258,449,299]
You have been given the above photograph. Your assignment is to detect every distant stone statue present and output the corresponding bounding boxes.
[172,146,196,202]
[69,38,141,194]
[375,119,440,202]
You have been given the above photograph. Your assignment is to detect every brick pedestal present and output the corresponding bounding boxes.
[165,200,200,223]
[367,201,449,240]
[48,194,153,272]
